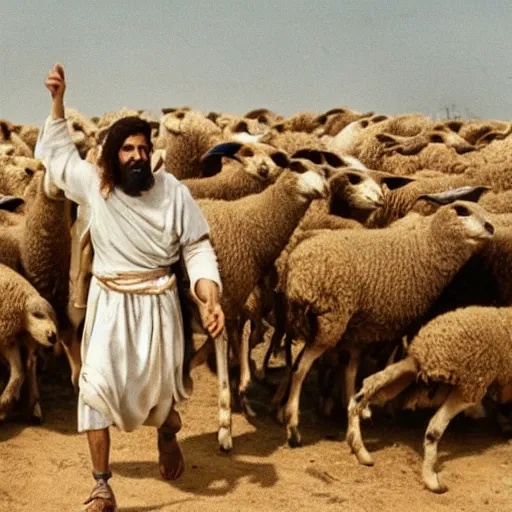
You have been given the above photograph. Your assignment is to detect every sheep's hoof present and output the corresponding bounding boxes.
[287,426,302,448]
[423,472,448,494]
[31,402,43,425]
[240,392,257,418]
[355,449,374,467]
[218,427,233,453]
[361,405,372,420]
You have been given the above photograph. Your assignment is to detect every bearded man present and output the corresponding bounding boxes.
[36,63,224,512]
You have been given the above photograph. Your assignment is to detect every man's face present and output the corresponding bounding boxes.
[118,134,150,165]
[116,133,154,196]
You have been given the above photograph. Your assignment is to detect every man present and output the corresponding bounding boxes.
[37,63,224,512]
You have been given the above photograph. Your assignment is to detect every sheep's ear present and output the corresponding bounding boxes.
[417,185,490,205]
[206,111,220,123]
[290,149,323,164]
[289,160,309,174]
[200,142,242,177]
[370,115,388,123]
[0,120,12,140]
[0,195,24,212]
[270,151,289,168]
[161,107,177,115]
[445,120,464,133]
[232,120,249,133]
[369,171,416,190]
[322,151,344,168]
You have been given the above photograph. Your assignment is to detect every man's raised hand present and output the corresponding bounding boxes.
[45,63,66,100]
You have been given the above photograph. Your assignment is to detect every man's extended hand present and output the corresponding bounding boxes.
[194,278,225,338]
[45,63,66,119]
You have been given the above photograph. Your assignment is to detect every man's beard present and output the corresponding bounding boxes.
[116,159,155,196]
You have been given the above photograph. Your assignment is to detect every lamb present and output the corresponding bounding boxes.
[313,107,376,137]
[0,263,58,422]
[181,142,290,200]
[276,200,494,447]
[347,304,512,493]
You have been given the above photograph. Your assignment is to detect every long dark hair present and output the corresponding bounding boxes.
[97,116,153,197]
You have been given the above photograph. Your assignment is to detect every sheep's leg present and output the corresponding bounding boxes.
[238,317,257,417]
[422,387,474,493]
[347,357,418,466]
[262,293,287,377]
[279,343,327,447]
[213,329,232,452]
[344,347,373,418]
[0,343,24,419]
[25,340,43,424]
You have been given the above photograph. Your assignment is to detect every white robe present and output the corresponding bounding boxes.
[35,117,222,432]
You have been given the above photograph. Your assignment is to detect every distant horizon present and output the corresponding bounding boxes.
[3,0,512,126]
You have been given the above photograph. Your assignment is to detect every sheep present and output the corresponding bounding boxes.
[270,111,324,134]
[157,109,224,179]
[313,107,376,137]
[181,142,290,200]
[260,130,327,155]
[187,163,330,416]
[0,119,33,158]
[0,155,42,196]
[11,124,40,153]
[243,108,284,126]
[18,171,78,390]
[347,304,512,493]
[326,113,432,156]
[435,118,512,147]
[276,200,494,447]
[0,263,58,423]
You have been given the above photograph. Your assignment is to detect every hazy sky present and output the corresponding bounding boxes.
[2,0,512,125]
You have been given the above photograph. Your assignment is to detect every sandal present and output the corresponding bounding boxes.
[158,427,185,481]
[82,479,118,512]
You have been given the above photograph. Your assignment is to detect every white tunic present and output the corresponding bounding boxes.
[35,117,222,432]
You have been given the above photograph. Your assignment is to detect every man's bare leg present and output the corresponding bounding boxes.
[83,428,117,511]
[158,405,185,481]
[87,428,111,474]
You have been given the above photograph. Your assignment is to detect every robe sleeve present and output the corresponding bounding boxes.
[176,184,223,297]
[34,116,99,204]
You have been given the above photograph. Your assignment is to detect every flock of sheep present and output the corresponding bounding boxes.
[1,104,512,495]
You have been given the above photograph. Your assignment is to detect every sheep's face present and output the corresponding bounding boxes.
[288,160,329,199]
[0,144,15,157]
[238,145,289,182]
[329,169,384,211]
[24,296,58,347]
[443,201,494,245]
[160,109,205,136]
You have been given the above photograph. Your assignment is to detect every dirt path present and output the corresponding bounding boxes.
[1,359,512,512]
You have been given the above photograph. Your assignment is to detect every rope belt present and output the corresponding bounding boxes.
[93,268,176,295]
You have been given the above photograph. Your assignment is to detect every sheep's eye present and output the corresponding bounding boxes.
[176,112,185,119]
[347,173,362,185]
[454,205,470,217]
[32,312,45,319]
[240,147,254,157]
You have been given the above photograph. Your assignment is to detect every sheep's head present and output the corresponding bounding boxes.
[329,168,384,213]
[160,108,214,136]
[423,197,494,245]
[24,295,58,347]
[330,115,387,154]
[287,159,330,199]
[243,108,283,126]
[238,144,290,182]
[314,107,376,136]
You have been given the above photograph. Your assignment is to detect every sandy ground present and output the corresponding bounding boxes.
[1,344,512,512]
